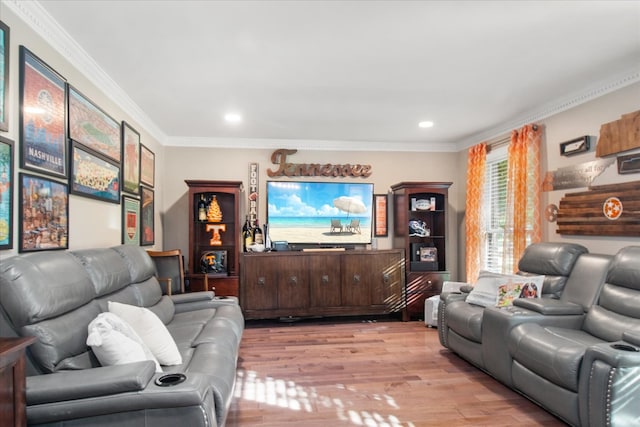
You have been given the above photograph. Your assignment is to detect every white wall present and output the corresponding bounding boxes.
[0,7,164,256]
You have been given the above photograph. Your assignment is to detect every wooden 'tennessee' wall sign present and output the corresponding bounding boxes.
[557,180,640,236]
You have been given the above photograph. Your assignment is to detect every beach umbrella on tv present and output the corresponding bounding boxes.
[333,196,366,218]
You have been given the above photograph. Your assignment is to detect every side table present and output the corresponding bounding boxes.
[0,337,36,427]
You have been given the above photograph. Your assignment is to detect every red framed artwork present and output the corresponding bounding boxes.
[374,194,388,237]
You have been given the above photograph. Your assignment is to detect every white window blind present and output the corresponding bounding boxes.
[483,149,508,273]
[481,144,536,273]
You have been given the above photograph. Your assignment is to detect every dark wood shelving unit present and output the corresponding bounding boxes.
[392,182,452,320]
[185,180,243,296]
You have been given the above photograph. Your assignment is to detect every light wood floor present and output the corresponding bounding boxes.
[226,317,567,427]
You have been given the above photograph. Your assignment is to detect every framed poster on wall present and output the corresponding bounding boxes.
[0,136,14,249]
[70,141,120,204]
[140,144,155,188]
[122,121,140,194]
[19,172,69,252]
[140,186,154,246]
[121,195,140,245]
[0,20,9,132]
[68,85,121,162]
[19,46,67,178]
[374,194,388,237]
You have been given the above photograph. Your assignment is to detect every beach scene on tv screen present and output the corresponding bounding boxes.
[267,181,373,245]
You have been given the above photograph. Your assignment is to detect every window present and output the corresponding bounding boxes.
[481,145,537,273]
[483,147,508,273]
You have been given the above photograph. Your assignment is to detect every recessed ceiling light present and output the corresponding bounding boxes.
[224,113,242,123]
[418,121,434,128]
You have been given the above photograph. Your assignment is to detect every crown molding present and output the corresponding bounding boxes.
[164,136,458,153]
[455,68,640,151]
[5,0,168,145]
[9,0,639,153]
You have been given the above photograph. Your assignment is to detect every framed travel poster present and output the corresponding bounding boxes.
[140,144,155,187]
[122,195,140,245]
[122,121,140,194]
[19,172,69,252]
[68,85,121,163]
[0,20,9,132]
[0,136,13,249]
[19,46,67,178]
[70,141,120,204]
[140,186,154,246]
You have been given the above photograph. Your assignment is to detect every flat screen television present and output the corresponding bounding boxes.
[266,181,374,247]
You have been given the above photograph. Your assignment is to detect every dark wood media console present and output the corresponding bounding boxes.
[240,249,405,320]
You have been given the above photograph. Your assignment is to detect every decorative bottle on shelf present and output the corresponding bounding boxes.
[263,223,271,250]
[253,219,264,245]
[198,195,207,222]
[242,216,252,252]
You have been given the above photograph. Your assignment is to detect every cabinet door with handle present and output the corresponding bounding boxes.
[242,256,278,311]
[370,251,404,310]
[277,256,310,309]
[341,253,371,307]
[405,271,449,318]
[309,255,341,307]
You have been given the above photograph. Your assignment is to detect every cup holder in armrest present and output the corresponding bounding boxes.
[611,343,640,352]
[155,373,187,387]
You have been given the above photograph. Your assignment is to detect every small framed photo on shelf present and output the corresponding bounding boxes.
[419,247,437,262]
[121,195,140,245]
[19,172,69,252]
[200,250,227,274]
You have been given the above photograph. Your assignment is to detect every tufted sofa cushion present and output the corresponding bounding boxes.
[0,252,100,373]
[582,246,640,341]
[517,242,588,298]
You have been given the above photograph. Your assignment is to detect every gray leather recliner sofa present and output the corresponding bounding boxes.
[0,245,244,427]
[438,242,589,369]
[440,244,640,426]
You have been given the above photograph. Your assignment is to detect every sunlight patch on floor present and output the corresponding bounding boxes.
[234,369,415,426]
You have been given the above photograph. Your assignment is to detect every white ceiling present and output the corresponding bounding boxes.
[9,1,640,151]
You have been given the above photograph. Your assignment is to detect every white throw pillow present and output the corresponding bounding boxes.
[465,270,526,308]
[87,312,162,372]
[108,301,182,366]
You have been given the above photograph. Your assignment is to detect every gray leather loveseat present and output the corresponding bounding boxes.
[0,245,244,427]
[438,242,590,368]
[439,243,640,426]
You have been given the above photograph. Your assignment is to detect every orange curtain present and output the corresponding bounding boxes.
[503,124,541,272]
[465,143,487,283]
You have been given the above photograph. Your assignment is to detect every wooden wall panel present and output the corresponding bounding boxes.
[596,110,640,157]
[556,181,640,236]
